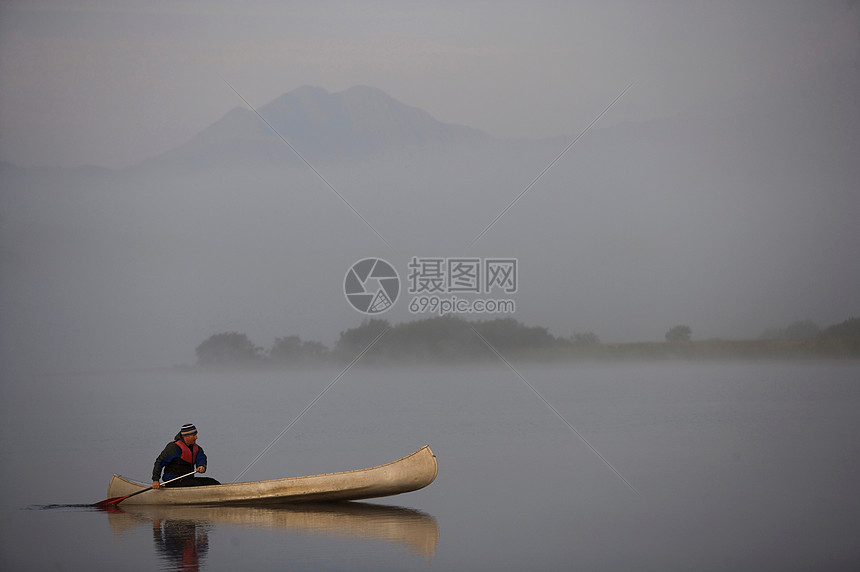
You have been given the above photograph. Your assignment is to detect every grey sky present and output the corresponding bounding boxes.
[2,0,857,168]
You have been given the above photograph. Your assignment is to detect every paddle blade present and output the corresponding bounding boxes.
[93,495,130,507]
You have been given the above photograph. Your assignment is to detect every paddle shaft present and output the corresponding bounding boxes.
[153,469,200,489]
[95,469,198,506]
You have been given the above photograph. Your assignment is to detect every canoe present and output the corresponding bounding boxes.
[106,445,437,505]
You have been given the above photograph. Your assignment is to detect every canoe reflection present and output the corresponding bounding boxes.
[107,502,439,561]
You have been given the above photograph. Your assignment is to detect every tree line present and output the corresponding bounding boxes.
[195,316,561,367]
[194,316,860,367]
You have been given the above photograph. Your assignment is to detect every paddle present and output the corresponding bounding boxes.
[94,470,198,506]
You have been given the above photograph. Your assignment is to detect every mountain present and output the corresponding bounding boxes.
[3,68,859,373]
[141,85,492,169]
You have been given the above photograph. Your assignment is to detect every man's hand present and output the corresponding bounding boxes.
[152,480,160,489]
[197,466,206,473]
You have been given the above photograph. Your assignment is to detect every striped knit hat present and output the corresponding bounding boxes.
[180,423,197,436]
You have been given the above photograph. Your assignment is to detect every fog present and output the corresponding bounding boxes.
[1,2,859,373]
[2,9,860,570]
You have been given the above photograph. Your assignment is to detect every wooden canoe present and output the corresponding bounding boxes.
[106,445,437,505]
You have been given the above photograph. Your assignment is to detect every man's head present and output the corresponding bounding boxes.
[180,423,198,445]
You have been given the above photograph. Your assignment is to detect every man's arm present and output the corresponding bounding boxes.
[152,442,180,482]
[195,446,208,473]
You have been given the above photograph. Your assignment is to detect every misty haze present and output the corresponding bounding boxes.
[1,2,859,571]
[3,74,858,373]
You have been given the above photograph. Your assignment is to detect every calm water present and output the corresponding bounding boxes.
[2,361,859,570]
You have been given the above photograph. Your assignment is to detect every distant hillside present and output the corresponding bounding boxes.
[820,317,860,339]
[190,315,860,369]
[140,85,492,169]
[4,66,858,372]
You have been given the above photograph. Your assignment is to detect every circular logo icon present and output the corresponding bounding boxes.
[344,258,400,314]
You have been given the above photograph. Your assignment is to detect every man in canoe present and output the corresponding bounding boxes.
[152,423,220,488]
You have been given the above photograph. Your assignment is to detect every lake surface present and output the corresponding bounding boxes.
[2,360,859,570]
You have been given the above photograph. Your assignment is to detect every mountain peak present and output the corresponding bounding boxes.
[338,84,397,100]
[155,85,490,168]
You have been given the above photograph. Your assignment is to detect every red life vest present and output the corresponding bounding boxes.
[174,439,200,466]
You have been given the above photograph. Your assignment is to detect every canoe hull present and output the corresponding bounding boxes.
[107,445,437,505]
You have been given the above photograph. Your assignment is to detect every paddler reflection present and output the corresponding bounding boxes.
[151,516,210,571]
[107,502,439,560]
